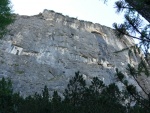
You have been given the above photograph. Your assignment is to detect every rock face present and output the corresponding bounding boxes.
[0,10,145,97]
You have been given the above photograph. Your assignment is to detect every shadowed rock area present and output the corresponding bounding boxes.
[0,9,148,97]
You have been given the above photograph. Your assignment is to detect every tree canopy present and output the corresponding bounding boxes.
[102,0,150,59]
[100,0,150,112]
[1,72,149,113]
[0,0,14,38]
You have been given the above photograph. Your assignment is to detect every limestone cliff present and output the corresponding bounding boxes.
[0,9,148,97]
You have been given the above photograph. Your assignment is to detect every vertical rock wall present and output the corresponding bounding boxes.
[0,9,147,97]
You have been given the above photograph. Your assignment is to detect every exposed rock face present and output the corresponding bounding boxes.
[125,0,150,23]
[0,10,147,97]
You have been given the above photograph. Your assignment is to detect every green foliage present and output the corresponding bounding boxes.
[101,84,126,113]
[0,0,14,38]
[63,72,126,113]
[0,77,14,113]
[89,77,105,98]
[114,1,150,58]
[116,68,125,81]
[63,71,86,107]
[115,68,150,112]
[0,77,22,113]
[100,1,150,112]
[102,0,150,59]
[1,72,150,113]
[51,91,62,113]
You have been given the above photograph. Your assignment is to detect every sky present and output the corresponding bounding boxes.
[10,0,125,28]
[9,0,150,52]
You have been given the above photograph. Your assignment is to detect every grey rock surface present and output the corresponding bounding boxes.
[0,9,149,97]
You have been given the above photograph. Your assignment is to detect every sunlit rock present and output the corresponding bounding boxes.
[0,9,148,97]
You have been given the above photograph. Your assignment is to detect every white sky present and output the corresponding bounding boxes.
[10,0,125,28]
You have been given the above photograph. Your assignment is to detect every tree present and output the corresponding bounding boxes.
[102,0,150,60]
[0,77,13,113]
[18,86,51,113]
[103,0,150,22]
[0,0,14,38]
[113,0,150,61]
[100,83,127,113]
[63,72,86,106]
[51,91,62,113]
[63,72,127,113]
[124,0,150,23]
[101,0,150,87]
[81,77,106,113]
[113,0,150,88]
[1,73,148,113]
[100,0,150,112]
[116,67,150,112]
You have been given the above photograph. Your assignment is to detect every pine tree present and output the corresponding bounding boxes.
[125,0,150,23]
[63,71,86,108]
[0,0,14,38]
[0,78,14,113]
[113,0,150,61]
[101,0,150,60]
[51,91,62,113]
[101,0,150,110]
